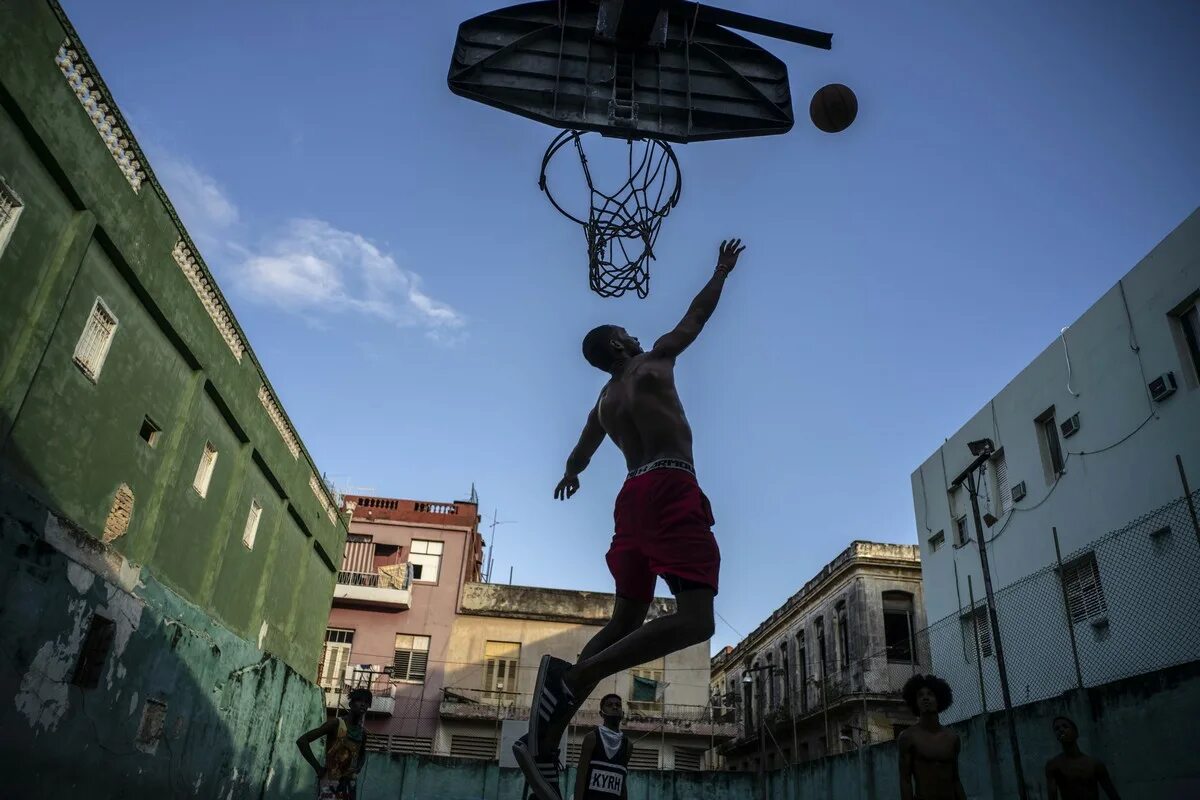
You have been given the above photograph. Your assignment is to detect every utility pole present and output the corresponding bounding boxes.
[952,438,1029,800]
[743,664,780,800]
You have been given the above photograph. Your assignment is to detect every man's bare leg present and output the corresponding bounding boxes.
[546,588,714,745]
[569,597,651,702]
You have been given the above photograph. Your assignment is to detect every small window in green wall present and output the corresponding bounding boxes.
[193,442,218,497]
[139,417,161,447]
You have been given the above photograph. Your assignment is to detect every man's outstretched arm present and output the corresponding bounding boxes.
[555,405,606,500]
[650,239,745,360]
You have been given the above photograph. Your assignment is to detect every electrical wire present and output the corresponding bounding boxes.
[1060,326,1081,397]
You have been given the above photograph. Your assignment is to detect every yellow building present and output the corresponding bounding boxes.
[434,583,737,771]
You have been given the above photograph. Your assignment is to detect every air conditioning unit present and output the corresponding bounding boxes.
[1011,481,1027,503]
[1148,372,1177,402]
[1059,413,1081,439]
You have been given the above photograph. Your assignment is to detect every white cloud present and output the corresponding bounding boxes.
[236,219,466,340]
[155,156,465,344]
[155,157,239,237]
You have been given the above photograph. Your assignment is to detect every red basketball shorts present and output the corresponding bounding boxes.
[607,461,720,603]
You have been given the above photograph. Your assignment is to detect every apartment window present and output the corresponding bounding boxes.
[319,629,354,690]
[73,298,118,382]
[779,642,790,709]
[1177,300,1200,382]
[675,747,705,771]
[630,657,665,713]
[409,539,443,583]
[835,601,850,670]
[1061,552,1107,624]
[795,632,808,713]
[192,442,218,497]
[138,416,161,447]
[883,591,915,664]
[965,607,993,659]
[71,614,116,689]
[1036,406,1065,480]
[450,735,498,760]
[0,176,23,258]
[954,516,969,547]
[392,634,430,683]
[628,747,660,771]
[991,450,1011,515]
[483,640,520,699]
[815,618,827,678]
[242,499,263,549]
[929,530,945,552]
[764,653,775,709]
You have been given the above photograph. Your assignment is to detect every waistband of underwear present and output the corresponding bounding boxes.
[626,458,695,480]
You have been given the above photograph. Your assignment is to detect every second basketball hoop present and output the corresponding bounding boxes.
[540,130,681,299]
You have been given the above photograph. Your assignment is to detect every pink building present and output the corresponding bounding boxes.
[319,495,483,752]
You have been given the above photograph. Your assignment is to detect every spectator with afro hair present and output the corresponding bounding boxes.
[898,674,965,800]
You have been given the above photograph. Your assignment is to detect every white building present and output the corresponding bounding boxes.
[910,208,1200,721]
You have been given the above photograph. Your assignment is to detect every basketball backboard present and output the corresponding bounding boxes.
[448,0,833,144]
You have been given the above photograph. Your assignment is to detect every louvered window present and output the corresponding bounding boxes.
[1062,552,1107,623]
[393,634,430,683]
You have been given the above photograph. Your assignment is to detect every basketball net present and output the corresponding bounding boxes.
[540,130,682,298]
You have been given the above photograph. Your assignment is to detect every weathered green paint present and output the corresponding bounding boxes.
[0,0,347,681]
[0,484,326,799]
[0,2,349,796]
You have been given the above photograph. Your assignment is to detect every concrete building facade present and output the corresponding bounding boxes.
[712,542,927,772]
[910,209,1200,720]
[0,2,347,797]
[319,495,484,751]
[438,583,735,771]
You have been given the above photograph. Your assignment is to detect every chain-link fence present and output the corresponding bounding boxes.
[721,489,1200,765]
[918,489,1200,725]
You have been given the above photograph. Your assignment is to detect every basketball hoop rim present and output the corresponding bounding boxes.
[537,129,682,228]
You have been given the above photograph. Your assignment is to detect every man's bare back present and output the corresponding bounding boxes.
[597,354,694,471]
[554,239,745,501]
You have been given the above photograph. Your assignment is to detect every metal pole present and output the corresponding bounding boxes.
[967,469,1029,800]
[1177,454,1200,547]
[967,575,987,714]
[821,677,829,758]
[1052,527,1085,690]
[759,677,768,800]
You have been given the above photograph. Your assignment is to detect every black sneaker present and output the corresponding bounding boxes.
[527,654,576,756]
[514,733,563,800]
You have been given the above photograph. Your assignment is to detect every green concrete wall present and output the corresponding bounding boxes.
[348,661,1200,800]
[0,2,351,796]
[0,479,329,799]
[0,0,346,682]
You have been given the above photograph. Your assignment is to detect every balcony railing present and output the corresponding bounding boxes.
[333,564,412,609]
[438,687,738,738]
[322,666,397,716]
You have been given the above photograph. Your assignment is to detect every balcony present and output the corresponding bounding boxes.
[322,666,396,715]
[438,687,738,739]
[333,564,412,610]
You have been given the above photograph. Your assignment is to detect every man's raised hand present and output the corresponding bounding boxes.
[717,238,746,273]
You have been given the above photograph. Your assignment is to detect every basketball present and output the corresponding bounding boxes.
[809,83,858,133]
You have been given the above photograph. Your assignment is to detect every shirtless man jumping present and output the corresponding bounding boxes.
[514,239,746,799]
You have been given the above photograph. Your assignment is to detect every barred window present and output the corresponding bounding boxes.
[73,298,118,382]
[1061,552,1107,623]
[0,176,23,259]
[393,634,430,683]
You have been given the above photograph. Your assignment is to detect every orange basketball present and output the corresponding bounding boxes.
[809,83,857,133]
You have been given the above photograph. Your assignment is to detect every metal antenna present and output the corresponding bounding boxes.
[484,509,517,583]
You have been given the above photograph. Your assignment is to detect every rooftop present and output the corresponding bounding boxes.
[711,540,920,669]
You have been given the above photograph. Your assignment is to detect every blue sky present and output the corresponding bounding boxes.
[63,0,1200,650]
